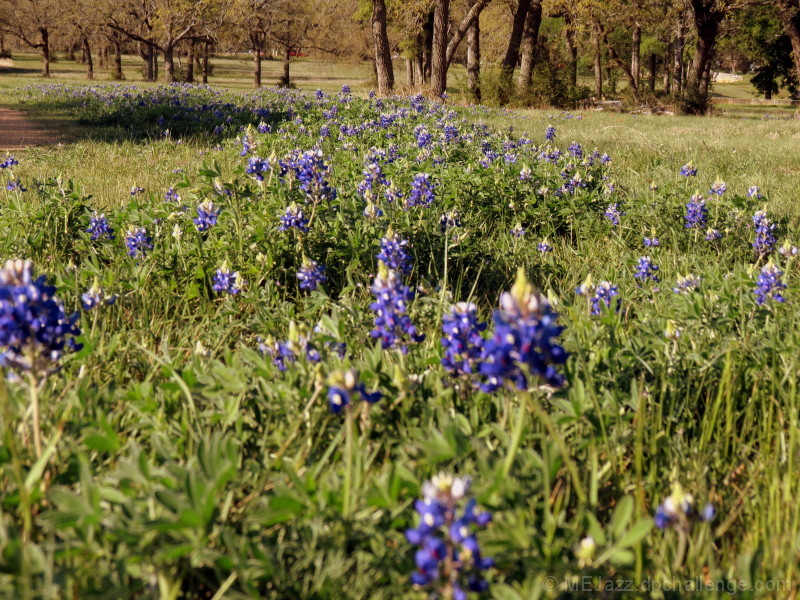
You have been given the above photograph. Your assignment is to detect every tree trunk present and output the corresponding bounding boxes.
[649,52,656,91]
[201,42,209,84]
[663,42,672,93]
[281,47,290,86]
[498,0,532,103]
[113,41,123,80]
[406,58,414,86]
[82,37,93,80]
[444,0,493,68]
[592,22,603,98]
[371,0,395,95]
[164,45,175,83]
[600,23,638,92]
[686,0,725,103]
[187,42,195,83]
[467,15,481,102]
[429,0,450,96]
[564,12,578,89]
[251,35,262,87]
[40,28,50,78]
[153,47,159,81]
[413,50,424,86]
[777,0,800,96]
[607,64,616,93]
[674,19,684,94]
[517,0,542,89]
[631,25,641,89]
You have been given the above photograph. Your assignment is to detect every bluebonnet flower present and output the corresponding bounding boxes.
[125,227,153,258]
[537,241,552,253]
[363,203,383,219]
[545,125,556,141]
[194,200,221,232]
[406,173,435,209]
[212,265,242,295]
[708,179,726,196]
[292,149,337,204]
[439,210,461,233]
[280,203,309,233]
[81,281,116,310]
[314,89,324,100]
[577,278,620,316]
[212,125,225,135]
[130,186,145,196]
[340,84,351,95]
[0,155,19,169]
[747,185,763,199]
[654,482,714,530]
[257,121,271,134]
[644,236,660,247]
[86,212,115,241]
[246,156,270,181]
[5,178,26,192]
[519,166,532,181]
[754,263,786,306]
[600,153,612,165]
[0,259,82,377]
[441,302,486,377]
[684,194,707,229]
[406,473,493,597]
[479,269,568,392]
[568,141,582,158]
[414,125,433,148]
[705,228,722,241]
[165,187,180,203]
[604,203,624,225]
[384,183,404,204]
[634,256,660,284]
[258,336,295,371]
[297,258,327,291]
[357,162,387,200]
[673,274,701,294]
[327,369,382,413]
[680,162,697,177]
[377,229,413,275]
[752,210,777,256]
[511,224,525,238]
[779,241,799,257]
[369,264,424,350]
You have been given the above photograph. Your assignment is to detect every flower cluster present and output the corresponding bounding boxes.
[0,260,82,376]
[752,210,776,256]
[708,179,726,196]
[604,203,624,225]
[406,473,493,598]
[684,194,707,229]
[194,200,221,232]
[654,482,714,530]
[441,303,486,377]
[297,258,327,291]
[326,369,381,413]
[680,162,697,177]
[279,203,309,232]
[125,227,153,258]
[212,265,242,295]
[0,155,19,169]
[705,228,722,241]
[82,281,116,310]
[291,149,337,204]
[246,156,270,181]
[577,278,620,315]
[479,269,568,392]
[634,256,660,284]
[369,264,424,350]
[754,263,786,306]
[87,212,115,241]
[406,173,435,208]
[439,210,462,233]
[165,187,180,203]
[377,229,413,274]
[673,274,701,294]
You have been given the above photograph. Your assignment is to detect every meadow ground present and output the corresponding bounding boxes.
[0,56,798,599]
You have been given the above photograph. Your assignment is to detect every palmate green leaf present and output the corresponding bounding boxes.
[610,495,634,539]
[617,518,654,548]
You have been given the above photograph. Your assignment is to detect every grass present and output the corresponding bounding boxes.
[0,69,798,599]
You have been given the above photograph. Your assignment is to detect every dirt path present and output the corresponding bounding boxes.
[0,107,61,150]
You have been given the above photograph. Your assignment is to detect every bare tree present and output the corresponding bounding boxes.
[0,0,65,77]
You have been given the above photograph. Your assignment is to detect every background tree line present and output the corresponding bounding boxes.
[1,0,799,112]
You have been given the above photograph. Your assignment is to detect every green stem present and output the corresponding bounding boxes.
[343,407,354,517]
[28,375,41,460]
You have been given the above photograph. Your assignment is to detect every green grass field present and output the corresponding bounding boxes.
[0,59,798,599]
